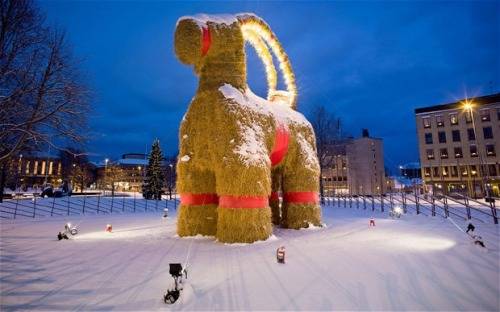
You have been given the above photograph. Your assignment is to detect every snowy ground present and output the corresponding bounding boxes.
[1,205,499,311]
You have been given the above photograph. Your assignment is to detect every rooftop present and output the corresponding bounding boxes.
[415,92,500,114]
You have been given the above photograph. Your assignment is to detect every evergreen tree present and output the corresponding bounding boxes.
[142,140,165,200]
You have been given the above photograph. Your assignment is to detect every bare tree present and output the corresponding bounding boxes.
[309,105,343,197]
[104,164,125,197]
[0,0,89,201]
[59,148,91,192]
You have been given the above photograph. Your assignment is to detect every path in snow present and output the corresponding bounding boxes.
[0,206,499,311]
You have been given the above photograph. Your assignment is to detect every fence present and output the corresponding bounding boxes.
[0,193,179,220]
[2,191,498,224]
[323,191,499,224]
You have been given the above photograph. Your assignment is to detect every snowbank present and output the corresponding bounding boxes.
[1,205,498,311]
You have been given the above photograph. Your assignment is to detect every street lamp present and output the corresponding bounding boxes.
[462,100,490,199]
[104,158,109,195]
[15,154,23,193]
[169,163,173,200]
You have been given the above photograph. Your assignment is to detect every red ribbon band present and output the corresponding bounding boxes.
[180,192,317,207]
[180,193,218,206]
[219,195,268,209]
[283,192,319,204]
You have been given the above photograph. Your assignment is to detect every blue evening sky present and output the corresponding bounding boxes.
[39,0,499,172]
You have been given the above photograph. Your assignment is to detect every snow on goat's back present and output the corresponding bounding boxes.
[219,83,310,127]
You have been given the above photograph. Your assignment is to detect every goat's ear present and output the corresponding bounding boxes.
[174,18,202,65]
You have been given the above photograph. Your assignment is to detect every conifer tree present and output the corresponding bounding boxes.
[142,140,164,200]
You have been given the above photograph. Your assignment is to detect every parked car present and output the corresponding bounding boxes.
[40,181,72,198]
[41,184,54,198]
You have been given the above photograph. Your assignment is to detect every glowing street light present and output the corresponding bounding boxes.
[104,158,109,195]
[462,100,474,112]
[462,99,491,199]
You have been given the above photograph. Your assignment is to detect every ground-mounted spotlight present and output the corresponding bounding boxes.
[390,206,403,218]
[58,222,77,240]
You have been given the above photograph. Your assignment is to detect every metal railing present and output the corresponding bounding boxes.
[0,192,179,219]
[323,191,499,224]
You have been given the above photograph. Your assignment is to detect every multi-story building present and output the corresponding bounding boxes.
[6,154,62,190]
[415,93,500,198]
[347,134,386,196]
[95,153,176,192]
[399,162,422,180]
[322,130,386,196]
[322,142,349,195]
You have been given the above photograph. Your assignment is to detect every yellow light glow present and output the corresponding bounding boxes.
[462,100,474,111]
[239,15,297,108]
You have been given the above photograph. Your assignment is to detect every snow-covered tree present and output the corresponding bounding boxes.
[142,140,164,200]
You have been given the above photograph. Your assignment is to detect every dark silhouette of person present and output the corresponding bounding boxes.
[466,223,475,234]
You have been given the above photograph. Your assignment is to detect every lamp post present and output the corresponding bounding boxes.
[15,154,23,193]
[169,163,173,200]
[463,100,490,199]
[104,158,109,196]
[137,166,141,194]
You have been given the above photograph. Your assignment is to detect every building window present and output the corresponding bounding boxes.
[422,117,431,128]
[483,126,493,139]
[438,131,446,143]
[425,133,433,144]
[480,109,490,122]
[449,113,458,125]
[426,149,434,159]
[442,166,449,177]
[25,161,30,174]
[465,111,472,123]
[436,115,444,127]
[489,164,497,176]
[440,148,448,159]
[461,166,468,176]
[424,167,431,177]
[470,145,478,157]
[49,161,53,175]
[486,144,496,156]
[451,166,458,177]
[454,147,463,158]
[470,165,478,177]
[41,161,46,175]
[34,161,38,175]
[467,128,475,141]
[452,130,461,142]
[433,167,439,177]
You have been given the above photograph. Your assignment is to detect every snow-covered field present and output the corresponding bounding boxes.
[1,205,499,311]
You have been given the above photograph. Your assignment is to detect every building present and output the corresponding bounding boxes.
[415,93,500,198]
[322,142,349,195]
[6,154,62,190]
[322,130,386,196]
[95,153,148,192]
[95,153,176,193]
[399,162,422,180]
[347,132,386,195]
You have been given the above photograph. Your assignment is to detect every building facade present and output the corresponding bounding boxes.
[95,153,176,193]
[322,131,386,196]
[6,154,63,190]
[415,93,500,198]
